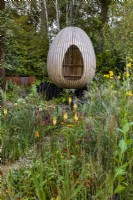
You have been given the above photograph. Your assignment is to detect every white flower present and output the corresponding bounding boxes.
[39,107,43,111]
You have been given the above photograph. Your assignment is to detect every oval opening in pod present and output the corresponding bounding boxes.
[62,44,84,81]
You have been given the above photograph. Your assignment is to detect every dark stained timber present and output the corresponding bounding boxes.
[63,45,84,80]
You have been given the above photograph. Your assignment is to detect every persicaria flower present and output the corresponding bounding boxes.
[85,180,91,187]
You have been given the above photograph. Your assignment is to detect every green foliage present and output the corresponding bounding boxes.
[1,0,133,78]
[4,9,49,78]
[1,1,133,199]
[5,80,20,102]
[1,71,133,199]
[1,104,35,161]
[96,50,117,73]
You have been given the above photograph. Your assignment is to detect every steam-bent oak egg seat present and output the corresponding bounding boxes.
[47,26,96,89]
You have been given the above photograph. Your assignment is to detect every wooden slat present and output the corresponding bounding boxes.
[63,64,83,66]
[64,75,81,78]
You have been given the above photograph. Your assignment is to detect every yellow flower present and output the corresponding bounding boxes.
[53,117,57,126]
[61,155,64,159]
[111,85,113,88]
[103,74,109,78]
[117,76,121,79]
[109,70,113,74]
[34,130,39,138]
[63,112,68,121]
[126,62,131,68]
[68,96,72,105]
[56,195,61,200]
[125,73,130,77]
[4,108,7,116]
[66,124,73,127]
[74,112,78,121]
[126,91,133,96]
[109,71,114,77]
[74,103,77,111]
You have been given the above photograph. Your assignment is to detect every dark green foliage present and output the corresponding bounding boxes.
[4,7,49,78]
[1,0,133,78]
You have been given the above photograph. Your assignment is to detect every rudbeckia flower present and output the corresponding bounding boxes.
[126,62,131,67]
[125,73,130,77]
[126,91,133,96]
[103,74,109,78]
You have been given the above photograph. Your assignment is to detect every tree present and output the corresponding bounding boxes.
[110,0,133,61]
[0,0,5,89]
[4,0,49,78]
[2,0,133,78]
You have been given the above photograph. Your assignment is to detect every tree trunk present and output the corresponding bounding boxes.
[100,0,111,25]
[40,0,50,44]
[66,0,69,26]
[98,0,112,51]
[69,0,73,26]
[40,0,48,36]
[0,0,5,89]
[43,0,50,43]
[55,0,60,32]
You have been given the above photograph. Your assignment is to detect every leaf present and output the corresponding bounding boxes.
[122,122,133,134]
[117,128,123,133]
[117,175,124,182]
[69,180,85,200]
[118,139,127,153]
[113,149,118,157]
[126,139,133,145]
[113,157,120,164]
[123,182,128,186]
[114,184,125,194]
[115,167,126,178]
[122,161,131,169]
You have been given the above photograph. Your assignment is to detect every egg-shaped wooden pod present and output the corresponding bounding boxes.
[47,27,96,89]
